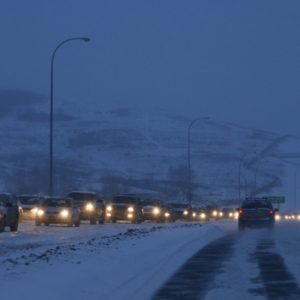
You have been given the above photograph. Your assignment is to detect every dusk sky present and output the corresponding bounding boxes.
[1,1,300,135]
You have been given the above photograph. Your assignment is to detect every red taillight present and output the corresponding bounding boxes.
[239,209,244,215]
[269,209,274,215]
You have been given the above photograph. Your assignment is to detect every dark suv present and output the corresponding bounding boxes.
[238,198,277,230]
[0,193,20,232]
[141,199,165,222]
[67,191,105,224]
[105,195,143,224]
[168,203,192,221]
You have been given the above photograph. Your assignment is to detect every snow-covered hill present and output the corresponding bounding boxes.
[1,90,299,207]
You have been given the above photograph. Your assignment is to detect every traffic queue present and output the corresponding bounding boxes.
[0,191,244,233]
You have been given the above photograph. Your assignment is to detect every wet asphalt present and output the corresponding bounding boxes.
[153,226,300,300]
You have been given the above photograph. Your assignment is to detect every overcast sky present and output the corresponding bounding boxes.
[1,1,300,135]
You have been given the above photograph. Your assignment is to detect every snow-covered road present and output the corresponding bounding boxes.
[155,222,300,300]
[1,221,299,300]
[0,220,235,300]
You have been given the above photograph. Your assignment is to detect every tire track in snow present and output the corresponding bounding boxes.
[153,234,236,300]
[251,238,300,300]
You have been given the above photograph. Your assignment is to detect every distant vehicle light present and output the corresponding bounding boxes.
[106,206,113,212]
[152,207,160,215]
[219,212,223,217]
[127,213,133,219]
[183,210,189,216]
[192,212,196,218]
[229,212,233,218]
[164,212,170,218]
[106,212,112,217]
[212,210,218,217]
[275,214,281,221]
[200,213,206,219]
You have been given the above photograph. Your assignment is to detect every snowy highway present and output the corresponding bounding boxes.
[1,221,300,300]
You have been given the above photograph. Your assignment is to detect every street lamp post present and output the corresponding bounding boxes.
[294,168,300,211]
[187,117,209,206]
[49,37,90,196]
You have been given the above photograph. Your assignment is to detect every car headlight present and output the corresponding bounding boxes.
[200,213,206,219]
[229,212,233,218]
[165,212,170,218]
[275,214,281,221]
[60,210,69,218]
[106,205,113,212]
[31,207,38,215]
[183,210,188,215]
[212,210,218,217]
[85,202,95,212]
[192,212,196,218]
[37,209,45,217]
[127,213,133,219]
[153,207,160,215]
[128,206,134,213]
[297,215,300,220]
[219,212,223,217]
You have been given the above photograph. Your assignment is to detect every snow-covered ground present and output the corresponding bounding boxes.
[0,220,236,300]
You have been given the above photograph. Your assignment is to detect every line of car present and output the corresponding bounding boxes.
[0,191,240,233]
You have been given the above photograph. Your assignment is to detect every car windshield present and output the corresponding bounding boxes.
[169,203,188,209]
[18,197,39,205]
[68,192,96,202]
[44,199,71,207]
[0,194,11,202]
[242,201,271,209]
[112,196,138,204]
[141,200,160,206]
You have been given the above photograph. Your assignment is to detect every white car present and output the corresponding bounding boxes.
[35,197,80,227]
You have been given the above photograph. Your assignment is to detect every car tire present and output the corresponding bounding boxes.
[90,218,97,225]
[10,222,18,232]
[0,217,5,232]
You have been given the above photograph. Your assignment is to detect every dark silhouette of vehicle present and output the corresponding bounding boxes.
[105,195,143,224]
[206,205,223,220]
[167,203,192,221]
[35,197,80,227]
[67,191,105,224]
[141,199,165,222]
[237,198,277,230]
[0,193,20,232]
